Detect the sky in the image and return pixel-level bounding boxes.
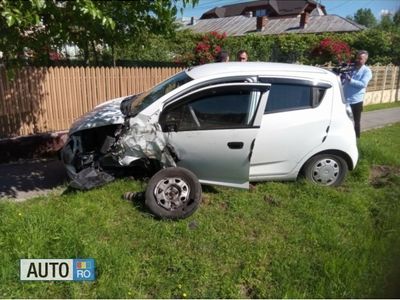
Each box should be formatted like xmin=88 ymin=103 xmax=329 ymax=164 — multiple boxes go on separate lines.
xmin=179 ymin=0 xmax=400 ymax=20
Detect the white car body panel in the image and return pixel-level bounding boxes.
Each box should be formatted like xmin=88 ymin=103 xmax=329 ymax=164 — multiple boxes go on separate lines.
xmin=162 ymin=83 xmax=269 ymax=188
xmin=61 ymin=62 xmax=359 ymax=189
xmin=169 ymin=129 xmax=258 ymax=188
xmin=250 ymin=86 xmax=333 ymax=178
xmin=69 ymin=97 xmax=125 ymax=134
xmin=140 ymin=63 xmax=328 ymax=118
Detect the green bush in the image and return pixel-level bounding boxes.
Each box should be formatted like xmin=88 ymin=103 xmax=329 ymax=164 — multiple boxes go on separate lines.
xmin=113 ymin=28 xmax=400 ymax=66
xmin=224 ymin=34 xmax=275 ymax=62
xmin=352 ymin=29 xmax=396 ymax=64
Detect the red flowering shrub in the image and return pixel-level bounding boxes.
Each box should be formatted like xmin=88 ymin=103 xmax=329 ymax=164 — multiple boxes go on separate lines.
xmin=311 ymin=38 xmax=352 ymax=65
xmin=49 ymin=51 xmax=63 ymax=61
xmin=177 ymin=31 xmax=227 ymax=66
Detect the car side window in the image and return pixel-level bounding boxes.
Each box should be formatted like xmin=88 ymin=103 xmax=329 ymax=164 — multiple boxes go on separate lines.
xmin=264 ymin=84 xmax=326 ymax=114
xmin=160 ymin=87 xmax=261 ymax=132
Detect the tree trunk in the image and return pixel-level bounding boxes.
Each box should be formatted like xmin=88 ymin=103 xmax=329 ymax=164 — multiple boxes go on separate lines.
xmin=112 ymin=43 xmax=116 ymax=67
xmin=91 ymin=41 xmax=98 ymax=65
xmin=84 ymin=40 xmax=90 ymax=66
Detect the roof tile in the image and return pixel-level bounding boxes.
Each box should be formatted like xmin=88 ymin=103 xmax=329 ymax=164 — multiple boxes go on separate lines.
xmin=183 ymin=15 xmax=365 ymax=35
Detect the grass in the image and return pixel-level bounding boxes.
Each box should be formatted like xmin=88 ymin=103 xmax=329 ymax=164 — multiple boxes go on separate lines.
xmin=1 ymin=124 xmax=400 ymax=298
xmin=364 ymin=101 xmax=400 ymax=112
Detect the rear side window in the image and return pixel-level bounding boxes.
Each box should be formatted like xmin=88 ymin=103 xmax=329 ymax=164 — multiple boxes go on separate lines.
xmin=264 ymin=84 xmax=326 ymax=114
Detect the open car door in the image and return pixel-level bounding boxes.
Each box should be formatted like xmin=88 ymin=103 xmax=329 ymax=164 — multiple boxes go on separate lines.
xmin=159 ymin=83 xmax=270 ymax=188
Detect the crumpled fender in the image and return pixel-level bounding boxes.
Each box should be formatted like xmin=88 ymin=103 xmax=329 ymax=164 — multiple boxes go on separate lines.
xmin=62 ymin=97 xmax=177 ymax=190
xmin=69 ymin=97 xmax=126 ymax=135
xmin=113 ymin=114 xmax=177 ymax=168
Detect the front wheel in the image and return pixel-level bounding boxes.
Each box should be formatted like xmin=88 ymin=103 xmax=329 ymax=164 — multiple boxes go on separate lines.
xmin=145 ymin=167 xmax=202 ymax=219
xmin=303 ymin=154 xmax=348 ymax=187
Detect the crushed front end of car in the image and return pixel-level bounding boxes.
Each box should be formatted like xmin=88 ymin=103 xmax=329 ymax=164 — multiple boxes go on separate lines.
xmin=60 ymin=98 xmax=176 ymax=190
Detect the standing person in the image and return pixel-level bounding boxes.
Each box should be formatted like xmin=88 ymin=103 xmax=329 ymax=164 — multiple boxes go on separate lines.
xmin=237 ymin=50 xmax=248 ymax=62
xmin=342 ymin=50 xmax=372 ymax=138
xmin=215 ymin=50 xmax=229 ymax=62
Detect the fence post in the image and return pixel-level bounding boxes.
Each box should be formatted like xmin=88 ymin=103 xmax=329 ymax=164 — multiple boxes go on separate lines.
xmin=372 ymin=64 xmax=380 ymax=92
xmin=388 ymin=64 xmax=394 ymax=102
xmin=380 ymin=65 xmax=389 ymax=103
xmin=394 ymin=65 xmax=400 ymax=102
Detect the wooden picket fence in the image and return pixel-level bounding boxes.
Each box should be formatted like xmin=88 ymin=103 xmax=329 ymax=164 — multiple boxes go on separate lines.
xmin=0 ymin=64 xmax=398 ymax=138
xmin=0 ymin=66 xmax=183 ymax=138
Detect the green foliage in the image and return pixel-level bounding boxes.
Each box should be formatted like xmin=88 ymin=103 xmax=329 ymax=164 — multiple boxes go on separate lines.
xmin=224 ymin=34 xmax=274 ymax=62
xmin=96 ymin=0 xmax=198 ymax=64
xmin=0 ymin=0 xmax=116 ymax=65
xmin=171 ymin=30 xmax=203 ymax=62
xmin=363 ymin=101 xmax=400 ymax=112
xmin=0 ymin=0 xmax=43 ymax=27
xmin=113 ymin=30 xmax=199 ymax=64
xmin=353 ymin=8 xmax=377 ymax=28
xmin=377 ymin=10 xmax=400 ymax=32
xmin=352 ymin=29 xmax=394 ymax=64
xmin=379 ymin=14 xmax=395 ymax=30
xmin=1 ymin=0 xmax=398 ymax=67
xmin=0 ymin=0 xmax=199 ymax=66
xmin=273 ymin=34 xmax=317 ymax=63
xmin=394 ymin=9 xmax=400 ymax=26
xmin=173 ymin=29 xmax=399 ymax=65
xmin=0 ymin=124 xmax=400 ymax=298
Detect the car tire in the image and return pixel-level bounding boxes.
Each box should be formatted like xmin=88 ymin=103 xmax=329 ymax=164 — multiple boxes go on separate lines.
xmin=303 ymin=154 xmax=348 ymax=187
xmin=145 ymin=167 xmax=202 ymax=219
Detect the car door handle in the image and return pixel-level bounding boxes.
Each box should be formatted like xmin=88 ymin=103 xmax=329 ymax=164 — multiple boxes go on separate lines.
xmin=227 ymin=142 xmax=244 ymax=149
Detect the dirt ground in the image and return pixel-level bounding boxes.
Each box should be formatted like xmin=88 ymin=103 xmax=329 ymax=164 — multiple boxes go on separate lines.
xmin=369 ymin=165 xmax=400 ymax=188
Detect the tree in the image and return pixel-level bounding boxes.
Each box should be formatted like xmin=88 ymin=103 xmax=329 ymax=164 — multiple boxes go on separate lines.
xmin=93 ymin=1 xmax=199 ymax=66
xmin=353 ymin=8 xmax=377 ymax=28
xmin=379 ymin=14 xmax=394 ymax=30
xmin=377 ymin=10 xmax=400 ymax=32
xmin=0 ymin=0 xmax=115 ymax=65
xmin=0 ymin=0 xmax=199 ymax=66
xmin=394 ymin=9 xmax=400 ymax=26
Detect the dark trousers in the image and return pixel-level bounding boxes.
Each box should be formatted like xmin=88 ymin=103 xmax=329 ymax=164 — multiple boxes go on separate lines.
xmin=350 ymin=102 xmax=363 ymax=138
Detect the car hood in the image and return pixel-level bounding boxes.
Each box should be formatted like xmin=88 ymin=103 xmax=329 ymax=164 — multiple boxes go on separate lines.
xmin=69 ymin=97 xmax=126 ymax=134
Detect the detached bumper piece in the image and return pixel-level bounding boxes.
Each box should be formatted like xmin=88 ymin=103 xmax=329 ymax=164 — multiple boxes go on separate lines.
xmin=69 ymin=166 xmax=115 ymax=190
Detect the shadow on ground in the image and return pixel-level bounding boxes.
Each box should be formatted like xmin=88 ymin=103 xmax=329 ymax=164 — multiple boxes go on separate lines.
xmin=0 ymin=159 xmax=68 ymax=200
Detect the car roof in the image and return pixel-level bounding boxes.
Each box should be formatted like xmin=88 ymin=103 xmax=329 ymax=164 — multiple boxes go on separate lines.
xmin=186 ymin=62 xmax=330 ymax=79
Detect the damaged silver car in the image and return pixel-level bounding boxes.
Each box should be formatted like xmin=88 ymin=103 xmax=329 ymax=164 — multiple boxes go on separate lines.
xmin=61 ymin=62 xmax=359 ymax=219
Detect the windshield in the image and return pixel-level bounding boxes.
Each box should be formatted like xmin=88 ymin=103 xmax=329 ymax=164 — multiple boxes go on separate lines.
xmin=129 ymin=71 xmax=193 ymax=116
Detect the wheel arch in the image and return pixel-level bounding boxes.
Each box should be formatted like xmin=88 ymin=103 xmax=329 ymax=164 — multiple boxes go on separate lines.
xmin=300 ymin=149 xmax=355 ymax=177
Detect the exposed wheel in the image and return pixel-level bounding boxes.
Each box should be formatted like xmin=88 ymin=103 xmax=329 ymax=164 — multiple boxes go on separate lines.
xmin=145 ymin=167 xmax=202 ymax=219
xmin=303 ymin=154 xmax=348 ymax=187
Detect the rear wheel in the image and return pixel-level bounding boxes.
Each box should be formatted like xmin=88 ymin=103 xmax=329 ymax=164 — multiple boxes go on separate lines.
xmin=145 ymin=167 xmax=202 ymax=219
xmin=303 ymin=154 xmax=348 ymax=186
